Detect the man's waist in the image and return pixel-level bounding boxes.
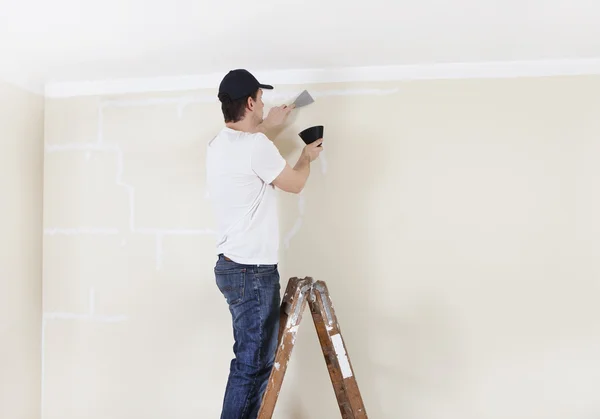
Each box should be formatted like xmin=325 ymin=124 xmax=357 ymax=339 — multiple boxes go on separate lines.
xmin=218 ymin=253 xmax=278 ymax=267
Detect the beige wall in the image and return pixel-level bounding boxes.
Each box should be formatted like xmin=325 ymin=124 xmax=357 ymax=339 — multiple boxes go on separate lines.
xmin=42 ymin=76 xmax=600 ymax=419
xmin=0 ymin=80 xmax=44 ymax=418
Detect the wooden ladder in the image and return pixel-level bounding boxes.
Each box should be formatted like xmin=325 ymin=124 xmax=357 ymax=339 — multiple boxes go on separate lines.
xmin=257 ymin=277 xmax=368 ymax=419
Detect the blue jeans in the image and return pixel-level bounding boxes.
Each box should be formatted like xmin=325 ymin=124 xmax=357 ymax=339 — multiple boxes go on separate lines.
xmin=215 ymin=254 xmax=281 ymax=419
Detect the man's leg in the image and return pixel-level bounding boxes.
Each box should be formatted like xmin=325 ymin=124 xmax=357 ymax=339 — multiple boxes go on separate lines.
xmin=244 ymin=266 xmax=280 ymax=418
xmin=216 ymin=259 xmax=280 ymax=419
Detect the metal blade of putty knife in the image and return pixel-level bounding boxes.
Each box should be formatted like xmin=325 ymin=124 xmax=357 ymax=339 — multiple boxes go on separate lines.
xmin=292 ymin=90 xmax=315 ymax=108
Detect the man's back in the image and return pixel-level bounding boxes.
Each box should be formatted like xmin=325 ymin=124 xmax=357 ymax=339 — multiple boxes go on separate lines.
xmin=206 ymin=127 xmax=286 ymax=265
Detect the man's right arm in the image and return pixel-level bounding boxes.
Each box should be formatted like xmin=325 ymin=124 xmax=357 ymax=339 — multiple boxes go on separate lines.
xmin=272 ymin=138 xmax=323 ymax=194
xmin=272 ymin=156 xmax=311 ymax=194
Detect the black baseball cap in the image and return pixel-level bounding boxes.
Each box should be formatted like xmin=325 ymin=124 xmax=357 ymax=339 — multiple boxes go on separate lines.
xmin=218 ymin=69 xmax=273 ymax=101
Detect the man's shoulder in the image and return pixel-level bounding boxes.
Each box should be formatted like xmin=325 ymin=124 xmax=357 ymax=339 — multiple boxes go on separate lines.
xmin=209 ymin=127 xmax=269 ymax=147
xmin=239 ymin=130 xmax=270 ymax=144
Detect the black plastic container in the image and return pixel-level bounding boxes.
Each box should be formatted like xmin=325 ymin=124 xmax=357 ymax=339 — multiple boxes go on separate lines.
xmin=298 ymin=125 xmax=324 ymax=146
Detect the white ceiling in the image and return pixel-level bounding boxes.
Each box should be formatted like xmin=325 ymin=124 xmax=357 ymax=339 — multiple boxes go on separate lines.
xmin=2 ymin=0 xmax=600 ymax=93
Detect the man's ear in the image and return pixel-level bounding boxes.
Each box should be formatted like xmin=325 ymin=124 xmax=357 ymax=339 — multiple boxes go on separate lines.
xmin=247 ymin=96 xmax=255 ymax=111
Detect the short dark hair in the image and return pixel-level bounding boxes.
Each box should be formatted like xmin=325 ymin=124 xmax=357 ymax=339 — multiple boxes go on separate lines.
xmin=218 ymin=90 xmax=258 ymax=123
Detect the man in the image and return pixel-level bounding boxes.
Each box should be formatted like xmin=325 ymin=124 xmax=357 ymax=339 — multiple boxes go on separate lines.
xmin=206 ymin=69 xmax=323 ymax=418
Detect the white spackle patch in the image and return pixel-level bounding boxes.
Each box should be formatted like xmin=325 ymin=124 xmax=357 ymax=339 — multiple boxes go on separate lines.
xmin=319 ymin=150 xmax=328 ymax=175
xmin=274 ymin=362 xmax=280 ymax=371
xmin=284 ymin=219 xmax=302 ymax=250
xmin=312 ymin=88 xmax=400 ymax=98
xmin=326 ymin=325 xmax=334 ymax=332
xmin=331 ymin=334 xmax=353 ymax=379
xmin=298 ymin=194 xmax=306 ymax=215
xmin=44 ymin=227 xmax=120 ymax=235
xmin=283 ymin=193 xmax=306 ymax=249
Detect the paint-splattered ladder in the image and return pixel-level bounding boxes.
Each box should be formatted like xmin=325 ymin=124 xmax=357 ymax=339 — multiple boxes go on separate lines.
xmin=258 ymin=277 xmax=368 ymax=419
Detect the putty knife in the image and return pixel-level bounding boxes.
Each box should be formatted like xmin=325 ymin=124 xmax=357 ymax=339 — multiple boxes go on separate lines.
xmin=292 ymin=90 xmax=315 ymax=108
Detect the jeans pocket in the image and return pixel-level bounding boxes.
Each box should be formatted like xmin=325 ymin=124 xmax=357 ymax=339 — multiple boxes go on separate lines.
xmin=215 ymin=270 xmax=246 ymax=305
xmin=257 ymin=266 xmax=280 ymax=291
xmin=257 ymin=265 xmax=278 ymax=276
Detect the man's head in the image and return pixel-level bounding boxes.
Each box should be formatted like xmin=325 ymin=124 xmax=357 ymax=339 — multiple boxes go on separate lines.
xmin=218 ymin=69 xmax=273 ymax=124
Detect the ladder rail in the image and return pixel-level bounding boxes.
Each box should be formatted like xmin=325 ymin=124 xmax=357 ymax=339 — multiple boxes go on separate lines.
xmin=257 ymin=277 xmax=368 ymax=419
xmin=309 ymin=281 xmax=367 ymax=418
xmin=257 ymin=277 xmax=312 ymax=418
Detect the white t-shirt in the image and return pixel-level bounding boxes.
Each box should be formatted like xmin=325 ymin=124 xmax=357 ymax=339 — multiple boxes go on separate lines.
xmin=206 ymin=127 xmax=287 ymax=265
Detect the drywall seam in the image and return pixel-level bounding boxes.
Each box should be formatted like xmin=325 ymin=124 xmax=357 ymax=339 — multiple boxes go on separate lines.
xmin=44 ymin=227 xmax=120 ymax=235
xmin=319 ymin=150 xmax=328 ymax=175
xmin=44 ymin=138 xmax=216 ymax=269
xmin=41 ymin=72 xmax=398 ymax=419
xmin=41 ymin=87 xmax=392 ymax=411
xmin=44 ymin=58 xmax=600 ymax=98
xmin=284 ymin=193 xmax=306 ymax=250
xmin=97 ymin=89 xmax=400 ymax=250
xmin=44 ymin=87 xmax=398 ymax=260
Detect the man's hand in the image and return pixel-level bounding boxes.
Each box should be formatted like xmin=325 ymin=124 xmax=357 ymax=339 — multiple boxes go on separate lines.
xmin=301 ymin=138 xmax=323 ymax=162
xmin=261 ymin=104 xmax=294 ymax=131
